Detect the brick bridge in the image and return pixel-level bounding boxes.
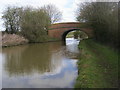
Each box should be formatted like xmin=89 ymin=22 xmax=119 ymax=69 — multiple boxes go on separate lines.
xmin=48 ymin=22 xmax=93 ymax=41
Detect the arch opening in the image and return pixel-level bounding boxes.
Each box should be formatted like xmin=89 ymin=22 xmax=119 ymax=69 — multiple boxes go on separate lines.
xmin=62 ymin=29 xmax=88 ymax=43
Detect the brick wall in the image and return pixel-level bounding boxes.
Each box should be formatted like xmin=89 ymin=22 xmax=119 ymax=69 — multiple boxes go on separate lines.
xmin=48 ymin=22 xmax=94 ymax=40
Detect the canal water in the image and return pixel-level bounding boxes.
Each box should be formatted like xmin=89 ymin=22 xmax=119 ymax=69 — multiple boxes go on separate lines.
xmin=2 ymin=38 xmax=80 ymax=88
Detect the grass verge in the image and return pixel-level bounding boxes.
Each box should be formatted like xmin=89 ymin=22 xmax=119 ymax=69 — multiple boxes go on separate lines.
xmin=75 ymin=39 xmax=118 ymax=88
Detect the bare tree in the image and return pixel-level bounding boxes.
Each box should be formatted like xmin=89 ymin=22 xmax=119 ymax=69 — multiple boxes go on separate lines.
xmin=41 ymin=4 xmax=62 ymax=23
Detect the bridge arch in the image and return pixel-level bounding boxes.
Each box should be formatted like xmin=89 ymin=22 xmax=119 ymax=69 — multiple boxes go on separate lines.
xmin=48 ymin=22 xmax=94 ymax=41
xmin=62 ymin=29 xmax=81 ymax=42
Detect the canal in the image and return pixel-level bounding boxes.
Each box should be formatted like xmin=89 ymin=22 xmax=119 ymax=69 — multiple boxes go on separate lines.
xmin=2 ymin=38 xmax=80 ymax=88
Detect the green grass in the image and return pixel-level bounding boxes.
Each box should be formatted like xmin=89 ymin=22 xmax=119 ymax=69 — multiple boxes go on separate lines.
xmin=75 ymin=39 xmax=118 ymax=88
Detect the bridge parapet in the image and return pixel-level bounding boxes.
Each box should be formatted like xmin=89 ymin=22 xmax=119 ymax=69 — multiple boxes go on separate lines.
xmin=49 ymin=22 xmax=81 ymax=30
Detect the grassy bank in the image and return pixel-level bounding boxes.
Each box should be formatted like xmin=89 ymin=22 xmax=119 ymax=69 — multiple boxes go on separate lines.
xmin=75 ymin=39 xmax=118 ymax=88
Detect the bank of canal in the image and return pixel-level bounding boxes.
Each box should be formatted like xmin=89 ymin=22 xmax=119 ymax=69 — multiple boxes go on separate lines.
xmin=75 ymin=39 xmax=118 ymax=88
xmin=2 ymin=38 xmax=79 ymax=88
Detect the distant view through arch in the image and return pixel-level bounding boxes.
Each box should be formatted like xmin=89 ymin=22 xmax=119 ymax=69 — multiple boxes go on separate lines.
xmin=63 ymin=29 xmax=89 ymax=45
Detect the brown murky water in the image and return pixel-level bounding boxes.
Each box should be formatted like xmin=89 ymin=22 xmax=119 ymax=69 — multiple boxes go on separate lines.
xmin=1 ymin=38 xmax=79 ymax=88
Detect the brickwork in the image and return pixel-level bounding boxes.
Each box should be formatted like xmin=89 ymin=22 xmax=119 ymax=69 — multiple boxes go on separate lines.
xmin=48 ymin=22 xmax=94 ymax=40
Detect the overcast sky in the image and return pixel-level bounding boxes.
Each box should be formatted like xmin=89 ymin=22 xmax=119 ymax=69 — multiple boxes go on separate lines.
xmin=0 ymin=0 xmax=119 ymax=31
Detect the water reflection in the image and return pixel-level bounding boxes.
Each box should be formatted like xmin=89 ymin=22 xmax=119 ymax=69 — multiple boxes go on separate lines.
xmin=2 ymin=38 xmax=79 ymax=88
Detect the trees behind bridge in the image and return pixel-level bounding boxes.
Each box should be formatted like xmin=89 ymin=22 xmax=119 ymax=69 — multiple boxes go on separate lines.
xmin=2 ymin=4 xmax=62 ymax=42
xmin=41 ymin=4 xmax=62 ymax=24
xmin=76 ymin=2 xmax=119 ymax=49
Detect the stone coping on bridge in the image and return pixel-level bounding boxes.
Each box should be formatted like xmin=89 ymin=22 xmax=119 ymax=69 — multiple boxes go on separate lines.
xmin=49 ymin=27 xmax=81 ymax=30
xmin=49 ymin=22 xmax=84 ymax=30
xmin=52 ymin=22 xmax=82 ymax=25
